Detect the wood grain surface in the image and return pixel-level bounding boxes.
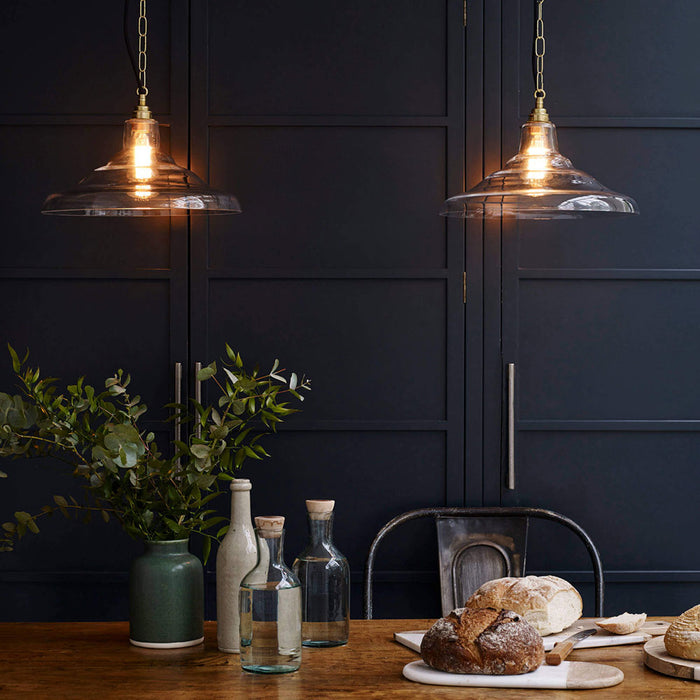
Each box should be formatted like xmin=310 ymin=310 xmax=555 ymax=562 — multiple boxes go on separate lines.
xmin=0 ymin=618 xmax=692 ymax=699
xmin=644 ymin=636 xmax=700 ymax=682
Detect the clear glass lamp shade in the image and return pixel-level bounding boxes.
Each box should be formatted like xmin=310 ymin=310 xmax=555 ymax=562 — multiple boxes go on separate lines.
xmin=42 ymin=118 xmax=241 ymax=216
xmin=441 ymin=121 xmax=639 ymax=219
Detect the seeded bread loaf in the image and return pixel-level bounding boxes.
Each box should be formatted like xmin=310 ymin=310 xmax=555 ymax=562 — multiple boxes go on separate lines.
xmin=464 ymin=575 xmax=582 ymax=636
xmin=420 ymin=607 xmax=545 ymax=675
xmin=665 ymin=605 xmax=700 ymax=660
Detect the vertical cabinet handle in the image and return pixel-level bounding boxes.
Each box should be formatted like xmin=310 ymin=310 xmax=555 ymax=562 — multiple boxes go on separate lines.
xmin=507 ymin=363 xmax=516 ymax=490
xmin=194 ymin=362 xmax=202 ymax=439
xmin=174 ymin=362 xmax=183 ymax=445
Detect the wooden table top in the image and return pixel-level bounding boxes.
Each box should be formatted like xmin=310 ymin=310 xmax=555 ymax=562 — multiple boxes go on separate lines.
xmin=1 ymin=617 xmax=698 ymax=698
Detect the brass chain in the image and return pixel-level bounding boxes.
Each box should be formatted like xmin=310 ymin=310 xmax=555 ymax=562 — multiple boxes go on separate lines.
xmin=534 ymin=0 xmax=545 ymax=99
xmin=137 ymin=0 xmax=148 ymax=96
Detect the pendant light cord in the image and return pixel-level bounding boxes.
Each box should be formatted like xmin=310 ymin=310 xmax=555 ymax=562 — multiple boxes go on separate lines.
xmin=123 ymin=0 xmax=141 ymax=92
xmin=532 ymin=0 xmax=545 ymax=100
xmin=123 ymin=0 xmax=148 ymax=97
xmin=531 ymin=0 xmax=537 ymax=88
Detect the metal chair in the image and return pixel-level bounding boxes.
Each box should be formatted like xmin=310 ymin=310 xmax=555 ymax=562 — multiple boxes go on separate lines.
xmin=363 ymin=507 xmax=604 ymax=619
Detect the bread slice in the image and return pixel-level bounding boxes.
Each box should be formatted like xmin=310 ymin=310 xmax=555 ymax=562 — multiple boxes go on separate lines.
xmin=596 ymin=612 xmax=646 ymax=635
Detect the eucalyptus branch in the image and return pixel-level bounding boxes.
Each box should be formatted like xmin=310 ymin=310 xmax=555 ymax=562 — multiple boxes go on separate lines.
xmin=0 ymin=344 xmax=310 ymax=558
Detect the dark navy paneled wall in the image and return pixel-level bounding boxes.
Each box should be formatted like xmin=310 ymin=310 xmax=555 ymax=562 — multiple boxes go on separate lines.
xmin=497 ymin=0 xmax=700 ymax=615
xmin=0 ymin=0 xmax=464 ymax=622
xmin=1 ymin=0 xmax=697 ymax=622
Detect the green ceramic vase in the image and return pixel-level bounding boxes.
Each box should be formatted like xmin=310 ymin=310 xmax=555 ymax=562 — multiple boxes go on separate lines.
xmin=129 ymin=539 xmax=204 ymax=648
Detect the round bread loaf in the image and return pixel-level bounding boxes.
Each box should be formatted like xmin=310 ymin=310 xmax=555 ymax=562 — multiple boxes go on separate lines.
xmin=464 ymin=575 xmax=582 ymax=636
xmin=665 ymin=604 xmax=700 ymax=660
xmin=420 ymin=607 xmax=544 ymax=675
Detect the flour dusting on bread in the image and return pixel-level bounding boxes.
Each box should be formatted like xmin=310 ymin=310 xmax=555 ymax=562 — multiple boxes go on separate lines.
xmin=420 ymin=607 xmax=544 ymax=675
xmin=464 ymin=575 xmax=582 ymax=636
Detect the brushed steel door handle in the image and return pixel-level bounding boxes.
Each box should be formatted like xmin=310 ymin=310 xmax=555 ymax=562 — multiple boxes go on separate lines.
xmin=194 ymin=361 xmax=202 ymax=439
xmin=507 ymin=363 xmax=516 ymax=490
xmin=174 ymin=361 xmax=183 ymax=445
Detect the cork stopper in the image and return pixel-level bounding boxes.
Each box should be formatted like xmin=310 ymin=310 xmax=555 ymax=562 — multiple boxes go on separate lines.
xmin=255 ymin=515 xmax=285 ymax=536
xmin=230 ymin=478 xmax=252 ymax=492
xmin=306 ymin=499 xmax=335 ymax=520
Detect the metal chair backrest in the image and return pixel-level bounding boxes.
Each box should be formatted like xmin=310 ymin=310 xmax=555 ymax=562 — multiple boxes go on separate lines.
xmin=363 ymin=506 xmax=603 ymax=619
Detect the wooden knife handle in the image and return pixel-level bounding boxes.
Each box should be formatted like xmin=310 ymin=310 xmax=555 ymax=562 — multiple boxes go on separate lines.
xmin=545 ymin=639 xmax=576 ymax=666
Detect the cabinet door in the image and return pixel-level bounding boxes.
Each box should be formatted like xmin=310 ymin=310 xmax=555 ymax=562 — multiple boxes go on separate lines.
xmin=189 ymin=0 xmax=467 ymax=618
xmin=0 ymin=0 xmax=189 ymax=621
xmin=494 ymin=0 xmax=700 ymax=614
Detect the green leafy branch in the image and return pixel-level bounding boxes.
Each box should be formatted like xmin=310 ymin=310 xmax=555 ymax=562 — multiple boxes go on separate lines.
xmin=0 ymin=344 xmax=310 ymax=559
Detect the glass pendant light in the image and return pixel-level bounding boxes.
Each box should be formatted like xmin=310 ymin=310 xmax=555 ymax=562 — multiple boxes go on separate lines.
xmin=42 ymin=1 xmax=240 ymax=216
xmin=441 ymin=0 xmax=638 ymax=220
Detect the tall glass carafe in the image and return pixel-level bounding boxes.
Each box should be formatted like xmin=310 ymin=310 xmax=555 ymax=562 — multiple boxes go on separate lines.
xmin=239 ymin=516 xmax=301 ymax=673
xmin=293 ymin=500 xmax=350 ymax=647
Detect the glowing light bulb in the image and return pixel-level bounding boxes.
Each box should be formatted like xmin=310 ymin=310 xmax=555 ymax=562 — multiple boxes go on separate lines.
xmin=128 ymin=124 xmax=155 ymax=200
xmin=522 ymin=156 xmax=549 ymax=184
xmin=521 ymin=125 xmax=551 ymax=185
xmin=133 ymin=132 xmax=154 ymax=181
xmin=523 ymin=126 xmax=549 ymax=156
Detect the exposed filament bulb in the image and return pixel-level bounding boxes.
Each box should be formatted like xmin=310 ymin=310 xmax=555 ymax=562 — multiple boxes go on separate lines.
xmin=133 ymin=137 xmax=154 ymax=181
xmin=520 ymin=123 xmax=554 ymax=184
xmin=124 ymin=117 xmax=159 ymax=200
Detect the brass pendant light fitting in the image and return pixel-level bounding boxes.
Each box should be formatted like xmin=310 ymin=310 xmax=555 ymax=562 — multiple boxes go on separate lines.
xmin=441 ymin=0 xmax=638 ymax=219
xmin=42 ymin=0 xmax=241 ymax=217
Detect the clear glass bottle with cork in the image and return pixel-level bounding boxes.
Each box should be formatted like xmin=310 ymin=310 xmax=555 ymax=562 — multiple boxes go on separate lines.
xmin=293 ymin=499 xmax=350 ymax=647
xmin=239 ymin=516 xmax=302 ymax=673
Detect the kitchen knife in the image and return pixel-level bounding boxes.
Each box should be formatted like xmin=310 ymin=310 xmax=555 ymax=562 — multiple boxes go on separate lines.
xmin=545 ymin=628 xmax=597 ymax=665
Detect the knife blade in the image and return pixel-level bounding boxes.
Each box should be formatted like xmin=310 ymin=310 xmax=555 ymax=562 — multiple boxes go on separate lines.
xmin=545 ymin=628 xmax=597 ymax=665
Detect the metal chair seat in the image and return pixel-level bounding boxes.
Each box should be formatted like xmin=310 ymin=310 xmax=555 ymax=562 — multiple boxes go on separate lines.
xmin=363 ymin=506 xmax=604 ymax=619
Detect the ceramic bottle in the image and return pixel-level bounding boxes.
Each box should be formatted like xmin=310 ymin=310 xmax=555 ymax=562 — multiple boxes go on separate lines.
xmin=216 ymin=478 xmax=258 ymax=653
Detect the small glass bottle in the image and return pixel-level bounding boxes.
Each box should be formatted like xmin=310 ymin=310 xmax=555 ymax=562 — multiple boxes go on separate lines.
xmin=293 ymin=499 xmax=350 ymax=647
xmin=239 ymin=516 xmax=302 ymax=673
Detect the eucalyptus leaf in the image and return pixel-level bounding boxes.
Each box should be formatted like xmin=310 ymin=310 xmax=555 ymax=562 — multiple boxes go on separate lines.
xmin=7 ymin=344 xmax=20 ymax=373
xmin=104 ymin=424 xmax=145 ymax=468
xmin=210 ymin=425 xmax=229 ymax=440
xmin=202 ymin=536 xmax=212 ymax=564
xmin=223 ymin=368 xmax=239 ymax=385
xmin=190 ymin=444 xmax=211 ymax=459
xmin=196 ymin=362 xmax=217 ymax=381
